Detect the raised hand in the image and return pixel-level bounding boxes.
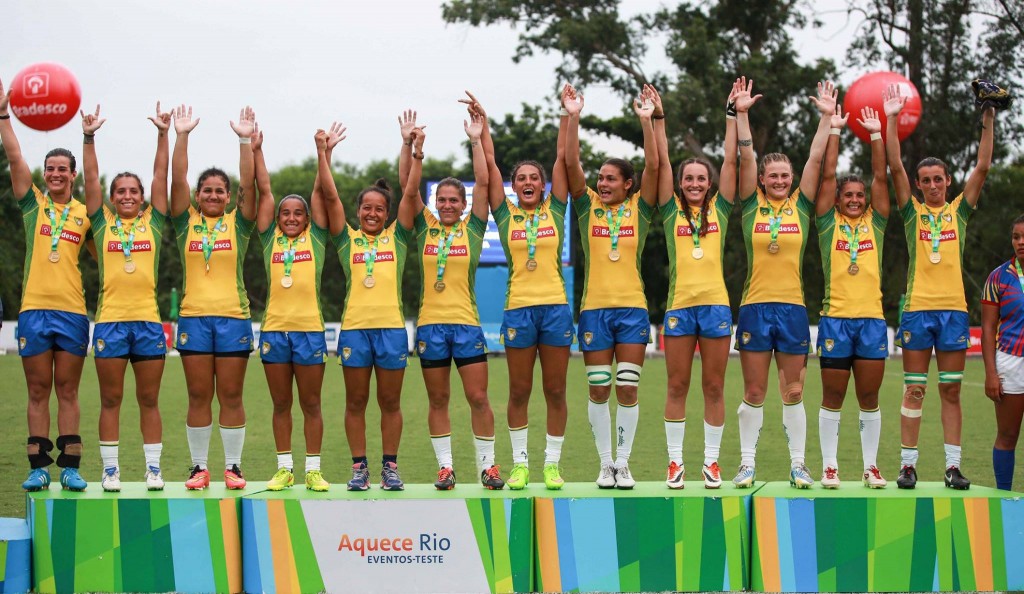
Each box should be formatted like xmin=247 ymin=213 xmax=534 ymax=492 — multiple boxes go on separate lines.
xmin=882 ymin=83 xmax=906 ymax=117
xmin=229 ymin=105 xmax=256 ymax=138
xmin=857 ymin=106 xmax=882 ymax=134
xmin=733 ymin=76 xmax=762 ymax=113
xmin=633 ymin=88 xmax=654 ymax=119
xmin=399 ymin=110 xmax=418 ymax=142
xmin=646 ymin=84 xmax=664 ymax=117
xmin=458 ymin=90 xmax=487 ymax=120
xmin=173 ymin=104 xmax=200 ymax=134
xmin=411 ymin=126 xmax=426 ymax=151
xmin=250 ymin=123 xmax=263 ymax=151
xmin=0 ymin=77 xmax=10 ymax=114
xmin=314 ymin=129 xmax=328 ymax=152
xmin=80 ymin=104 xmax=106 ymax=135
xmin=147 ymin=101 xmax=171 ymax=131
xmin=464 ymin=112 xmax=484 ymax=140
xmin=830 ymin=104 xmax=850 ymax=129
xmin=564 ymin=85 xmax=584 ymax=116
xmin=809 ymin=81 xmax=838 ymax=116
xmin=326 ymin=121 xmax=347 ymax=150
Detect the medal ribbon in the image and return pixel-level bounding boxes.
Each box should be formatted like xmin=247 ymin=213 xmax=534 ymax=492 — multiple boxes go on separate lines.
xmin=840 ymin=218 xmax=860 ymax=266
xmin=282 ymin=235 xmax=298 ymax=278
xmin=114 ymin=216 xmax=139 ymax=263
xmin=363 ymin=234 xmax=379 ymax=280
xmin=435 ymin=225 xmax=457 ymax=284
xmin=607 ymin=204 xmax=625 ymax=253
xmin=1015 ymin=259 xmax=1024 ymax=295
xmin=201 ymin=215 xmax=225 ymax=270
xmin=46 ymin=197 xmax=71 ymax=254
xmin=687 ymin=207 xmax=702 ymax=249
xmin=766 ymin=197 xmax=790 ymax=244
xmin=524 ymin=212 xmax=538 ymax=262
xmin=927 ymin=205 xmax=948 ymax=255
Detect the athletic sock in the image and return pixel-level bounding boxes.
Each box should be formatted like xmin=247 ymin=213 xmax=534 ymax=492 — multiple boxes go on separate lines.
xmin=382 ymin=454 xmax=398 ymax=466
xmin=143 ymin=443 xmax=162 ymax=469
xmin=276 ymin=452 xmax=293 ymax=471
xmin=220 ymin=425 xmax=245 ymax=468
xmin=431 ymin=434 xmax=453 ymax=469
xmin=305 ymin=454 xmax=321 ymax=472
xmin=186 ymin=424 xmax=213 ymax=470
xmin=737 ymin=401 xmax=764 ymax=467
xmin=993 ymin=447 xmax=1015 ymax=490
xmin=615 ymin=403 xmax=639 ymax=467
xmin=474 ymin=435 xmax=495 ymax=473
xmin=588 ymin=399 xmax=613 ymax=465
xmin=901 ymin=447 xmax=919 ymax=467
xmin=704 ymin=421 xmax=724 ymax=466
xmin=509 ymin=426 xmax=528 ymax=464
xmin=859 ymin=409 xmax=881 ymax=469
xmin=544 ymin=434 xmax=564 ymax=465
xmin=665 ymin=419 xmax=685 ymax=465
xmin=99 ymin=441 xmax=119 ymax=469
xmin=818 ymin=408 xmax=841 ymax=469
xmin=944 ymin=443 xmax=962 ymax=468
xmin=782 ymin=400 xmax=807 ymax=466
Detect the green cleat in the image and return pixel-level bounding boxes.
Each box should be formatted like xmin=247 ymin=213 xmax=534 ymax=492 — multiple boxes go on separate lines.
xmin=506 ymin=463 xmax=529 ymax=490
xmin=543 ymin=463 xmax=564 ymax=490
xmin=267 ymin=467 xmax=294 ymax=491
xmin=305 ymin=469 xmax=330 ymax=492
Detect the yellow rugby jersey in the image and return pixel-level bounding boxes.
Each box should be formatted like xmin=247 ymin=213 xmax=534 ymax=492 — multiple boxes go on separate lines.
xmin=740 ymin=188 xmax=813 ymax=306
xmin=334 ymin=222 xmax=409 ymax=330
xmin=173 ymin=207 xmax=254 ymax=319
xmin=18 ymin=186 xmax=91 ymax=315
xmin=493 ymin=196 xmax=568 ymax=310
xmin=817 ymin=207 xmax=886 ymax=319
xmin=415 ymin=210 xmax=484 ymax=326
xmin=574 ymin=188 xmax=653 ymax=311
xmin=91 ymin=206 xmax=165 ymax=323
xmin=664 ymin=193 xmax=732 ymax=310
xmin=902 ymin=193 xmax=974 ymax=312
xmin=260 ymin=223 xmax=327 ymax=332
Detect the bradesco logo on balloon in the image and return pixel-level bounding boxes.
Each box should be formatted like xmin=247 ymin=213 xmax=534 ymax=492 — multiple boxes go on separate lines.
xmin=9 ymin=63 xmax=82 ymax=131
xmin=13 ymin=73 xmax=69 ymax=116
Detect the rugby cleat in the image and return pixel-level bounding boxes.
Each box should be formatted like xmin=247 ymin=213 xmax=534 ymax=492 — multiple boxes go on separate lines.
xmin=145 ymin=466 xmax=165 ymax=491
xmin=185 ymin=465 xmax=210 ymax=490
xmin=481 ymin=465 xmax=505 ymax=490
xmin=267 ymin=467 xmax=294 ymax=491
xmin=380 ymin=462 xmax=405 ymax=491
xmin=543 ymin=463 xmax=564 ymax=490
xmin=22 ymin=468 xmax=51 ymax=492
xmin=101 ymin=466 xmax=121 ymax=492
xmin=821 ymin=466 xmax=840 ymax=489
xmin=896 ymin=465 xmax=917 ymax=489
xmin=305 ymin=469 xmax=330 ymax=492
xmin=506 ymin=463 xmax=529 ymax=490
xmin=224 ymin=465 xmax=247 ymax=490
xmin=60 ymin=467 xmax=87 ymax=492
xmin=790 ymin=464 xmax=814 ymax=489
xmin=596 ymin=463 xmax=617 ymax=488
xmin=434 ymin=467 xmax=456 ymax=490
xmin=863 ymin=465 xmax=886 ymax=489
xmin=347 ymin=462 xmax=370 ymax=491
xmin=702 ymin=461 xmax=723 ymax=489
xmin=732 ymin=465 xmax=755 ymax=488
xmin=666 ymin=461 xmax=685 ymax=489
xmin=944 ymin=466 xmax=971 ymax=490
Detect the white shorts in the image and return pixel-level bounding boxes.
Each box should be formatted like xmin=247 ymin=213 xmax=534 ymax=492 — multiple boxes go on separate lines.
xmin=996 ymin=350 xmax=1024 ymax=394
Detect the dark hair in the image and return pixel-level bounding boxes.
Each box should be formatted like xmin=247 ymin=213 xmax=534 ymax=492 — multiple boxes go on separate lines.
xmin=196 ymin=167 xmax=231 ymax=193
xmin=836 ymin=174 xmax=865 ymax=197
xmin=357 ymin=178 xmax=392 ymax=210
xmin=602 ymin=158 xmax=636 ymax=194
xmin=277 ymin=194 xmax=311 ymax=230
xmin=1011 ymin=213 xmax=1024 ymax=234
xmin=435 ymin=177 xmax=467 ymax=201
xmin=44 ymin=148 xmax=76 ymax=172
xmin=915 ymin=157 xmax=949 ymax=179
xmin=509 ymin=160 xmax=548 ymax=187
xmin=676 ymin=158 xmax=715 ymax=237
xmin=110 ymin=172 xmax=145 ymax=198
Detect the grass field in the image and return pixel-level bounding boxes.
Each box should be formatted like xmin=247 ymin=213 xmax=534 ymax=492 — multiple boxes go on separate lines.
xmin=0 ymin=354 xmax=1017 ymax=517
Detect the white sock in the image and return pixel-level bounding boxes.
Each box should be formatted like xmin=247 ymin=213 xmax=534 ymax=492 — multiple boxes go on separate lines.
xmin=665 ymin=419 xmax=685 ymax=465
xmin=277 ymin=452 xmax=294 ymax=470
xmin=859 ymin=409 xmax=881 ymax=469
xmin=782 ymin=400 xmax=807 ymax=466
xmin=220 ymin=425 xmax=245 ymax=468
xmin=588 ymin=400 xmax=613 ymax=465
xmin=819 ymin=408 xmax=841 ymax=469
xmin=901 ymin=447 xmax=919 ymax=467
xmin=704 ymin=422 xmax=724 ymax=466
xmin=737 ymin=401 xmax=763 ymax=467
xmin=544 ymin=434 xmax=564 ymax=465
xmin=143 ymin=443 xmax=162 ymax=469
xmin=305 ymin=454 xmax=320 ymax=472
xmin=615 ymin=403 xmax=639 ymax=467
xmin=944 ymin=443 xmax=962 ymax=468
xmin=99 ymin=441 xmax=119 ymax=469
xmin=186 ymin=424 xmax=213 ymax=470
xmin=474 ymin=436 xmax=495 ymax=473
xmin=431 ymin=434 xmax=453 ymax=469
xmin=509 ymin=426 xmax=528 ymax=464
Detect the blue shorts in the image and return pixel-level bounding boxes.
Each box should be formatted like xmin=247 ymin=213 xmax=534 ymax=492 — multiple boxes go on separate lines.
xmin=416 ymin=324 xmax=487 ymax=361
xmin=338 ymin=328 xmax=408 ymax=369
xmin=93 ymin=321 xmax=167 ymax=359
xmin=898 ymin=310 xmax=970 ymax=351
xmin=176 ymin=316 xmax=253 ymax=354
xmin=501 ymin=304 xmax=574 ymax=348
xmin=817 ymin=317 xmax=888 ymax=359
xmin=735 ymin=303 xmax=810 ymax=354
xmin=259 ymin=331 xmax=328 ymax=366
xmin=663 ymin=305 xmax=733 ymax=338
xmin=577 ymin=307 xmax=651 ymax=352
xmin=17 ymin=310 xmax=89 ymax=358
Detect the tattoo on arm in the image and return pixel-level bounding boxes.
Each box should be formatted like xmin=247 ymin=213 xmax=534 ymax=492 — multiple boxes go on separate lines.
xmin=739 ymin=139 xmax=753 ymax=147
xmin=237 ymin=187 xmax=245 ymax=206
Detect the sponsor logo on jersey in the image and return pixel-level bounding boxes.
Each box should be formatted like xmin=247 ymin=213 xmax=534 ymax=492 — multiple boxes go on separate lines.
xmin=352 ymin=251 xmax=395 ymax=264
xmin=510 ymin=227 xmax=556 ymax=240
xmin=591 ymin=226 xmax=636 ymax=238
xmin=272 ymin=250 xmax=313 ymax=263
xmin=835 ymin=239 xmax=875 ymax=253
xmin=918 ymin=229 xmax=957 ymax=242
xmin=429 ymin=228 xmax=440 ymax=238
xmin=74 ymin=217 xmax=84 ymax=226
xmin=39 ymin=225 xmax=83 ymax=244
xmin=188 ymin=239 xmax=233 ymax=252
xmin=753 ymin=223 xmax=799 ymax=234
xmin=106 ymin=240 xmax=154 ymax=252
xmin=676 ymin=222 xmax=720 ymax=236
xmin=423 ymin=245 xmax=469 ymax=256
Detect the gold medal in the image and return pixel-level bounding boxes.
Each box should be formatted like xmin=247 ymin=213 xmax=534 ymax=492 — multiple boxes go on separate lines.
xmin=848 ymin=263 xmax=859 ymax=275
xmin=124 ymin=260 xmax=136 ymax=274
xmin=929 ymin=252 xmax=942 ymax=264
xmin=281 ymin=276 xmax=293 ymax=288
xmin=692 ymin=247 xmax=704 ymax=260
xmin=784 ymin=207 xmax=794 ymax=216
xmin=48 ymin=251 xmax=60 ymax=263
xmin=434 ymin=280 xmax=446 ymax=292
xmin=609 ymin=249 xmax=621 ymax=262
xmin=363 ymin=276 xmax=376 ymax=288
xmin=526 ymin=258 xmax=538 ymax=271
xmin=767 ymin=241 xmax=780 ymax=254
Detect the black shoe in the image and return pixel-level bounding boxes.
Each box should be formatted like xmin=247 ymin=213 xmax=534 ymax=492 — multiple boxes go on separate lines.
xmin=434 ymin=467 xmax=456 ymax=490
xmin=897 ymin=465 xmax=917 ymax=489
xmin=944 ymin=466 xmax=971 ymax=490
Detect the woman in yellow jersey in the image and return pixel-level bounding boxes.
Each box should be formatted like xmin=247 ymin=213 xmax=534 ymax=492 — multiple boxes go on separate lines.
xmin=566 ymin=84 xmax=659 ymax=489
xmin=814 ymin=105 xmax=890 ymax=489
xmin=732 ymin=78 xmax=835 ymax=489
xmin=397 ymin=111 xmax=505 ymax=490
xmin=318 ymin=134 xmax=411 ymax=492
xmin=81 ymin=103 xmax=172 ymax=493
xmin=1 ymin=77 xmax=92 ymax=492
xmin=170 ymin=104 xmax=258 ymax=491
xmin=883 ymin=85 xmax=996 ymax=490
xmin=656 ymin=81 xmax=741 ymax=490
xmin=252 ymin=124 xmax=344 ymax=493
xmin=463 ymin=91 xmax=574 ymax=491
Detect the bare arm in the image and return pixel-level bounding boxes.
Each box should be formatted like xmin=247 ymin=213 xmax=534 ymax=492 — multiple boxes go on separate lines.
xmin=564 ymin=87 xmax=587 ymax=198
xmin=170 ymin=105 xmax=200 ymax=217
xmin=550 ymin=84 xmax=571 ymax=204
xmin=815 ymin=103 xmax=847 ymax=217
xmin=634 ymin=86 xmax=659 ymax=207
xmin=651 ymin=85 xmax=674 ymax=206
xmin=719 ymin=79 xmax=742 ymax=204
xmin=231 ymin=106 xmax=257 ymax=221
xmin=148 ymin=102 xmax=171 ymax=215
xmin=982 ymin=301 xmax=1003 ymax=402
xmin=466 ymin=113 xmax=490 ymax=221
xmin=734 ymin=77 xmax=762 ymax=199
xmin=798 ymin=81 xmax=838 ymax=200
xmin=253 ymin=128 xmax=275 ymax=233
xmin=963 ymin=107 xmax=995 ymax=207
xmin=397 ymin=128 xmax=425 ymax=231
xmin=0 ymin=78 xmax=33 ymax=198
xmin=317 ymin=131 xmax=346 ymax=235
xmin=882 ymin=84 xmax=912 ymax=208
xmin=80 ymin=105 xmax=106 ymax=216
xmin=461 ymin=92 xmax=507 ymax=211
xmin=310 ymin=122 xmax=346 ymax=230
xmin=856 ymin=106 xmax=890 ymax=218
xmin=397 ymin=110 xmax=419 ymax=190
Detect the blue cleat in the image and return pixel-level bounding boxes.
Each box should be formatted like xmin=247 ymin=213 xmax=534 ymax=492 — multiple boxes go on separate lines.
xmin=22 ymin=468 xmax=51 ymax=491
xmin=60 ymin=467 xmax=88 ymax=491
xmin=732 ymin=464 xmax=756 ymax=488
xmin=790 ymin=464 xmax=814 ymax=489
xmin=380 ymin=462 xmax=405 ymax=491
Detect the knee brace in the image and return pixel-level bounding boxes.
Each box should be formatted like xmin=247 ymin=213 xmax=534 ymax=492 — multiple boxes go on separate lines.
xmin=938 ymin=371 xmax=964 ymax=385
xmin=27 ymin=436 xmax=54 ymax=469
xmin=901 ymin=373 xmax=926 ymax=418
xmin=781 ymin=381 xmax=804 ymax=404
xmin=586 ymin=365 xmax=613 ymax=387
xmin=615 ymin=362 xmax=643 ymax=387
xmin=56 ymin=434 xmax=83 ymax=468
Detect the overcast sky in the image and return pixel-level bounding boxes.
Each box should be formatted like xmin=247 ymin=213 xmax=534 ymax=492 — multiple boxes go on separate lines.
xmin=3 ymin=1 xmax=856 ymax=189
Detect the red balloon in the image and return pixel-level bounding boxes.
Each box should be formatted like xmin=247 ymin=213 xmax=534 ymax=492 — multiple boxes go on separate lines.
xmin=8 ymin=63 xmax=81 ymax=132
xmin=843 ymin=71 xmax=922 ymax=143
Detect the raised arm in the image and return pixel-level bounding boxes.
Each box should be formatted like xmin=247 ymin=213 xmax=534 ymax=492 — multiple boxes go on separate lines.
xmin=398 ymin=127 xmax=425 ymax=231
xmin=857 ymin=106 xmax=890 ymax=218
xmin=635 ymin=86 xmax=659 ymax=207
xmin=310 ymin=121 xmax=346 ymax=231
xmin=549 ymin=84 xmax=571 ymax=203
xmin=815 ymin=103 xmax=847 ymax=217
xmin=962 ymin=106 xmax=995 ymax=207
xmin=80 ymin=105 xmax=106 ymax=216
xmin=466 ymin=112 xmax=490 ymax=221
xmin=230 ymin=106 xmax=257 ymax=221
xmin=0 ymin=78 xmax=34 ymax=198
xmin=460 ymin=91 xmax=506 ymax=211
xmin=882 ymin=84 xmax=912 ymax=208
xmin=799 ymin=81 xmax=837 ymax=200
xmin=982 ymin=299 xmax=1003 ymax=402
xmin=253 ymin=126 xmax=276 ymax=233
xmin=317 ymin=130 xmax=346 ymax=235
xmin=170 ymin=105 xmax=200 ymax=217
xmin=719 ymin=80 xmax=741 ymax=203
xmin=147 ymin=102 xmax=171 ymax=215
xmin=735 ymin=77 xmax=762 ymax=199
xmin=397 ymin=110 xmax=419 ymax=191
xmin=564 ymin=87 xmax=587 ymax=198
xmin=652 ymin=85 xmax=674 ymax=206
